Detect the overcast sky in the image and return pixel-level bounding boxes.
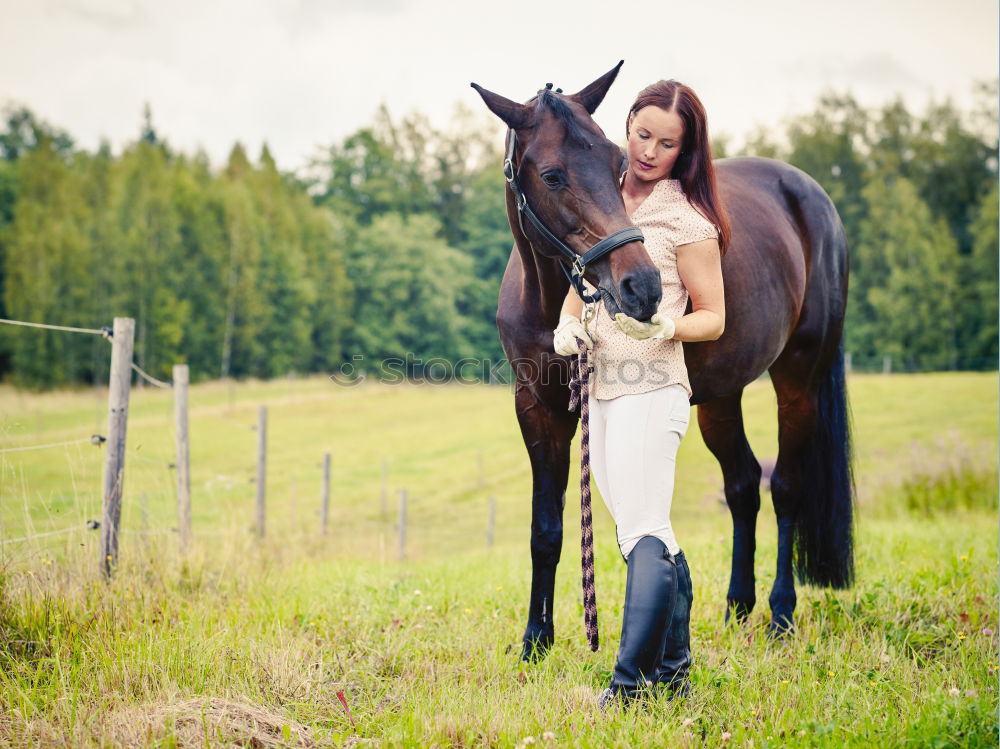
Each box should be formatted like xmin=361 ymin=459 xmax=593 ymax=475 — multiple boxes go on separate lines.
xmin=1 ymin=0 xmax=996 ymax=171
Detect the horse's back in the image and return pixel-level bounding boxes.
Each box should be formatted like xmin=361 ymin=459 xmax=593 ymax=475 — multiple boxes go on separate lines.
xmin=722 ymin=158 xmax=849 ymax=360
xmin=685 ymin=158 xmax=848 ymax=404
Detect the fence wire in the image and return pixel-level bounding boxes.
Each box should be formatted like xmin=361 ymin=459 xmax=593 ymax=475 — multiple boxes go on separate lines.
xmin=0 ymin=318 xmax=107 ymax=336
xmin=0 ymin=437 xmax=102 ymax=455
xmin=0 ymin=524 xmax=92 ymax=545
xmin=131 ymin=362 xmax=172 ymax=389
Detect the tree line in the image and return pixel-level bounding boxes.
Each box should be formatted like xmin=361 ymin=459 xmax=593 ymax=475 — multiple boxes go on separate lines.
xmin=0 ymin=86 xmax=995 ymax=389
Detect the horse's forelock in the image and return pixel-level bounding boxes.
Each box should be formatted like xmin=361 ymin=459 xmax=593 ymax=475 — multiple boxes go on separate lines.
xmin=534 ymin=90 xmax=594 ymax=150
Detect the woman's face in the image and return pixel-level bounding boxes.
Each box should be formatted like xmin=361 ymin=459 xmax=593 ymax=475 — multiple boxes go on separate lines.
xmin=626 ymin=105 xmax=685 ymax=184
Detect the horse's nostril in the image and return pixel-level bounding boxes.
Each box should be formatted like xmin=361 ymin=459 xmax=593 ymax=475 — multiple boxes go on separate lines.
xmin=620 ymin=270 xmax=662 ymax=320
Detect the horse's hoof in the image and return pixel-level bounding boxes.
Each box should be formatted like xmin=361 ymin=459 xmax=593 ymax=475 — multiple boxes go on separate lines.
xmin=520 ymin=641 xmax=550 ymax=662
xmin=520 ymin=628 xmax=554 ymax=662
xmin=724 ymin=600 xmax=754 ymax=624
xmin=768 ymin=617 xmax=795 ymax=639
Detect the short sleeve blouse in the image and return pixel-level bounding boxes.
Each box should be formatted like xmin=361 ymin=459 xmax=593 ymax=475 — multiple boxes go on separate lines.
xmin=583 ymin=178 xmax=718 ymax=400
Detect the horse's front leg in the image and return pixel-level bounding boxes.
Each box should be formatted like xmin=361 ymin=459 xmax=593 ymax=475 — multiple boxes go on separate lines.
xmin=698 ymin=393 xmax=762 ymax=622
xmin=515 ymin=383 xmax=577 ymax=661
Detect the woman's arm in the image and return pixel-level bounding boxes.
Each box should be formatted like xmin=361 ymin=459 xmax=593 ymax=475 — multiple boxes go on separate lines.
xmin=560 ymin=288 xmax=585 ymax=319
xmin=672 ymin=238 xmax=725 ymax=342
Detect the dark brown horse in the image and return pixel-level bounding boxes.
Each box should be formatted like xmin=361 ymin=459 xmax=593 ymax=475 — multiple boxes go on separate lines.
xmin=472 ymin=62 xmax=853 ymax=659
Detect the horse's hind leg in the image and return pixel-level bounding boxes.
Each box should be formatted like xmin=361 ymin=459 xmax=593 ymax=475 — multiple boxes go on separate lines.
xmin=768 ymin=341 xmax=854 ymax=635
xmin=761 ymin=369 xmax=812 ymax=635
xmin=515 ymin=385 xmax=577 ymax=661
xmin=698 ymin=392 xmax=762 ymax=622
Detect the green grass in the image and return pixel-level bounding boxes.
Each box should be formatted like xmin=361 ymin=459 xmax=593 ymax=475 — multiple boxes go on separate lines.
xmin=0 ymin=373 xmax=996 ymax=746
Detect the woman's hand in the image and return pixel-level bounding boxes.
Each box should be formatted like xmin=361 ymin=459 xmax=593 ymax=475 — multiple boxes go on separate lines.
xmin=614 ymin=313 xmax=676 ymax=340
xmin=553 ymin=314 xmax=593 ymax=356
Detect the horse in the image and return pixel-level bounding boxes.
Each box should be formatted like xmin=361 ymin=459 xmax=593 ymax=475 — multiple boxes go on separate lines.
xmin=471 ymin=62 xmax=853 ymax=660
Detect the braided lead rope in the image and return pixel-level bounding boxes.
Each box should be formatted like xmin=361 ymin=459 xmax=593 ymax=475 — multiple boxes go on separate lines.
xmin=568 ymin=337 xmax=599 ymax=651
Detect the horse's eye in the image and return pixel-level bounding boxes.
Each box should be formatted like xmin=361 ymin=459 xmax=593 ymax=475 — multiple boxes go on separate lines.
xmin=541 ymin=171 xmax=564 ymax=188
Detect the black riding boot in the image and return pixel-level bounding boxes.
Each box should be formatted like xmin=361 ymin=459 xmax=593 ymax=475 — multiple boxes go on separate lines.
xmin=655 ymin=550 xmax=693 ymax=698
xmin=599 ymin=536 xmax=678 ymax=706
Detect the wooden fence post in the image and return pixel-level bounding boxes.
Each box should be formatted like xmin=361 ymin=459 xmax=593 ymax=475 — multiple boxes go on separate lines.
xmin=398 ymin=488 xmax=407 ymax=561
xmin=882 ymin=355 xmax=891 ymax=375
xmin=321 ymin=452 xmax=331 ymax=536
xmin=173 ymin=364 xmax=191 ymax=554
xmin=381 ymin=460 xmax=388 ymax=518
xmin=256 ymin=406 xmax=267 ymax=538
xmin=100 ymin=316 xmax=134 ymax=578
xmin=486 ymin=495 xmax=496 ymax=549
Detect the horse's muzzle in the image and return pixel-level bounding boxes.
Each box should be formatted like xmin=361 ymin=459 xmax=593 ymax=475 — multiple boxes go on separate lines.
xmin=616 ymin=267 xmax=662 ymax=322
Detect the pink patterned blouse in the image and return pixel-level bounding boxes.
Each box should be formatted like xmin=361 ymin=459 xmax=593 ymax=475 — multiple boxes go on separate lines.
xmin=583 ymin=178 xmax=718 ymax=400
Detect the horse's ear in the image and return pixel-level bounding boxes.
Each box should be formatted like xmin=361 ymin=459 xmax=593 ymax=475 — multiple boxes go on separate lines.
xmin=470 ymin=83 xmax=532 ymax=130
xmin=570 ymin=60 xmax=624 ymax=114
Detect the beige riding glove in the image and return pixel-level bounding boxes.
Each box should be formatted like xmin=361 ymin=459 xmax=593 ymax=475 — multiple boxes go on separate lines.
xmin=553 ymin=314 xmax=594 ymax=356
xmin=614 ymin=313 xmax=676 ymax=341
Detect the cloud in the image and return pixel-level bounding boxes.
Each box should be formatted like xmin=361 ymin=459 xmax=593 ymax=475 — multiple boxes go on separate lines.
xmin=50 ymin=0 xmax=148 ymax=29
xmin=842 ymin=54 xmax=922 ymax=90
xmin=783 ymin=52 xmax=921 ymax=93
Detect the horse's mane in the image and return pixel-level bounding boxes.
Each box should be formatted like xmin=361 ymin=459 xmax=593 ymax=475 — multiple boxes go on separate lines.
xmin=535 ymin=90 xmax=593 ymax=149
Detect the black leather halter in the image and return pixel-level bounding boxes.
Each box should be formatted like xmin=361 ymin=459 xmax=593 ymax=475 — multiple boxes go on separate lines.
xmin=503 ymin=129 xmax=644 ymax=304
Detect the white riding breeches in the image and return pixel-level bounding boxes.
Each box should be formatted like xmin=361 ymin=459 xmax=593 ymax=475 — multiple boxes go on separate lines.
xmin=588 ymin=384 xmax=690 ymax=560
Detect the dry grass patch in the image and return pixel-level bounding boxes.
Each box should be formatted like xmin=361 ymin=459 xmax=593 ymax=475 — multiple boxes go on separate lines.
xmin=101 ymin=697 xmax=314 ymax=747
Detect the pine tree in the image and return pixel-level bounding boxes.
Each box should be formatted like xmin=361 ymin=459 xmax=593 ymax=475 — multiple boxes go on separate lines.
xmin=4 ymin=137 xmax=93 ymax=386
xmin=960 ymin=182 xmax=999 ymax=368
xmin=859 ymin=178 xmax=958 ymax=371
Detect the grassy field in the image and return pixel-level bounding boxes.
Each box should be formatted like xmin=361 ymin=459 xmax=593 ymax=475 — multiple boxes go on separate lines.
xmin=0 ymin=372 xmax=996 ymax=746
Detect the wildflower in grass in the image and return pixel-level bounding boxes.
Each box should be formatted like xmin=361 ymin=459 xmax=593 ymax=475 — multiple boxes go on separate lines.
xmin=827 ymin=670 xmax=835 ymax=677
xmin=542 ymin=731 xmax=556 ymax=741
xmin=425 ymin=605 xmax=432 ymax=611
xmin=982 ymin=627 xmax=993 ymax=637
xmin=414 ymin=590 xmax=422 ymax=596
xmin=682 ymin=718 xmax=694 ymax=729
xmin=957 ymin=632 xmax=966 ymax=641
xmin=497 ymin=586 xmax=503 ymax=591
xmin=523 ymin=736 xmax=536 ymax=744
xmin=781 ymin=680 xmax=790 ymax=685
xmin=948 ymin=687 xmax=960 ymax=697
xmin=965 ymin=690 xmax=977 ymax=698
xmin=721 ymin=731 xmax=732 ymax=743
xmin=751 ymin=709 xmax=758 ymax=717
xmin=464 ymin=608 xmax=471 ymax=614
xmin=960 ymin=555 xmax=969 ymax=562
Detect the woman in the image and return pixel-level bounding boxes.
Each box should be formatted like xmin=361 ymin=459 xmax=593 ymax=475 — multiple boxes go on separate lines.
xmin=552 ymin=80 xmax=730 ymax=705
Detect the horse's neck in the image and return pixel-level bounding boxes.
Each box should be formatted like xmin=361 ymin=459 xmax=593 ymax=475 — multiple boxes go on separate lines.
xmin=504 ymin=189 xmax=570 ymax=327
xmin=513 ymin=233 xmax=569 ymax=328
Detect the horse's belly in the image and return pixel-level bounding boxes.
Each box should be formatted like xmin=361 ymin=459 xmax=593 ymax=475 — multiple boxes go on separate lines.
xmin=685 ymin=200 xmax=806 ymax=403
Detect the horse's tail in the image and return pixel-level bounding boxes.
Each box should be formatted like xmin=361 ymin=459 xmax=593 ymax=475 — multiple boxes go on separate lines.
xmin=795 ymin=340 xmax=855 ymax=589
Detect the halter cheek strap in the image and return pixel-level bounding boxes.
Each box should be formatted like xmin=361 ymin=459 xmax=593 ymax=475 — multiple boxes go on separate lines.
xmin=504 ymin=130 xmax=644 ymax=303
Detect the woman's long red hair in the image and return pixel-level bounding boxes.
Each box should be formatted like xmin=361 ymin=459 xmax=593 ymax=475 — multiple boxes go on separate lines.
xmin=627 ymin=80 xmax=731 ymax=254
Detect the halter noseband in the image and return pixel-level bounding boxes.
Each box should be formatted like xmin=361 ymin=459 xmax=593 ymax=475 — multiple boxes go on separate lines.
xmin=503 ymin=129 xmax=644 ymax=304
